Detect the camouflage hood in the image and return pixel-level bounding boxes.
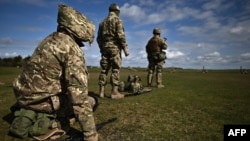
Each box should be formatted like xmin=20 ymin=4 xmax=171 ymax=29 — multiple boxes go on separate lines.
xmin=57 ymin=4 xmax=95 ymax=44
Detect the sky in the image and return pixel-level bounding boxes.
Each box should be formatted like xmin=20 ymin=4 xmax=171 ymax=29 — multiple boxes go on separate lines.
xmin=0 ymin=0 xmax=250 ymax=69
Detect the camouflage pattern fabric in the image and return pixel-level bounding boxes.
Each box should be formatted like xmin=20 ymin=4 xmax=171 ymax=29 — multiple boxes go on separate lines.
xmin=13 ymin=31 xmax=89 ymax=112
xmin=57 ymin=4 xmax=95 ymax=44
xmin=146 ymin=35 xmax=168 ymax=73
xmin=119 ymin=75 xmax=152 ymax=94
xmin=12 ymin=4 xmax=97 ymax=140
xmin=97 ymin=11 xmax=128 ymax=86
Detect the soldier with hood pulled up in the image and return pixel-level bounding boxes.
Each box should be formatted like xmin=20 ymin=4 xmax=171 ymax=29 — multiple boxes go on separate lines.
xmin=9 ymin=4 xmax=98 ymax=141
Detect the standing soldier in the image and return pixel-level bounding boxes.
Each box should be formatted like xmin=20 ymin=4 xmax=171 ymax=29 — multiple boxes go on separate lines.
xmin=146 ymin=27 xmax=168 ymax=88
xmin=9 ymin=4 xmax=98 ymax=141
xmin=97 ymin=3 xmax=129 ymax=99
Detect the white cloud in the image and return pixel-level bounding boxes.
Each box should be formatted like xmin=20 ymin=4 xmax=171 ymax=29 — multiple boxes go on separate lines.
xmin=0 ymin=52 xmax=18 ymax=58
xmin=241 ymin=52 xmax=250 ymax=59
xmin=132 ymin=0 xmax=155 ymax=6
xmin=167 ymin=50 xmax=185 ymax=59
xmin=230 ymin=26 xmax=243 ymax=34
xmin=197 ymin=51 xmax=225 ymax=64
xmin=120 ymin=3 xmax=146 ymax=22
xmin=202 ymin=0 xmax=221 ymax=10
xmin=177 ymin=26 xmax=202 ymax=35
xmin=147 ymin=13 xmax=165 ymax=24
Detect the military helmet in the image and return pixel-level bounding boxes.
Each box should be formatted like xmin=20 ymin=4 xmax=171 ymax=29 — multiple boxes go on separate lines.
xmin=57 ymin=4 xmax=95 ymax=44
xmin=109 ymin=3 xmax=120 ymax=12
xmin=153 ymin=27 xmax=161 ymax=34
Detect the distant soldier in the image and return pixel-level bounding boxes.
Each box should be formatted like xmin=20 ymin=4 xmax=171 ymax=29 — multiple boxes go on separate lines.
xmin=9 ymin=4 xmax=98 ymax=141
xmin=146 ymin=28 xmax=168 ymax=88
xmin=97 ymin=3 xmax=129 ymax=99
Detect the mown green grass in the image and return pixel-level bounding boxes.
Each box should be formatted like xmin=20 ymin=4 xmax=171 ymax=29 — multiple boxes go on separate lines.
xmin=0 ymin=67 xmax=250 ymax=141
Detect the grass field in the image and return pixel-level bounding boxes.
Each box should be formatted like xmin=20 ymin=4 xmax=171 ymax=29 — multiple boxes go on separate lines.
xmin=0 ymin=67 xmax=250 ymax=141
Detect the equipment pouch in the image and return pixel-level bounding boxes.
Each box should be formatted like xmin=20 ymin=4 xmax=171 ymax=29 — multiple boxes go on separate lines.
xmin=9 ymin=108 xmax=36 ymax=138
xmin=157 ymin=51 xmax=167 ymax=61
xmin=29 ymin=113 xmax=56 ymax=136
xmin=153 ymin=54 xmax=159 ymax=61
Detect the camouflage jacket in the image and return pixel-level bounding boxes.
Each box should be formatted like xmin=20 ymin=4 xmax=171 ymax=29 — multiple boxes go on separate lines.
xmin=97 ymin=11 xmax=128 ymax=53
xmin=13 ymin=32 xmax=89 ymax=113
xmin=146 ymin=35 xmax=168 ymax=57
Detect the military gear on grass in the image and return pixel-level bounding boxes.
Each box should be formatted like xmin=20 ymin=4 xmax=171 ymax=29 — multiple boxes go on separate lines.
xmin=29 ymin=113 xmax=57 ymax=136
xmin=33 ymin=128 xmax=66 ymax=141
xmin=57 ymin=4 xmax=95 ymax=44
xmin=119 ymin=75 xmax=152 ymax=95
xmin=9 ymin=108 xmax=36 ymax=138
xmin=9 ymin=108 xmax=60 ymax=139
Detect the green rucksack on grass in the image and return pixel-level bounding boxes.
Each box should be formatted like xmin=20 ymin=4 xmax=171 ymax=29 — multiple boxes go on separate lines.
xmin=9 ymin=108 xmax=59 ymax=139
xmin=9 ymin=108 xmax=36 ymax=138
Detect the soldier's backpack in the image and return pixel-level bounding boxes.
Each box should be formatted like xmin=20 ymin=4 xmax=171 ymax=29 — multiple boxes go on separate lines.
xmin=9 ymin=107 xmax=64 ymax=140
xmin=9 ymin=108 xmax=36 ymax=138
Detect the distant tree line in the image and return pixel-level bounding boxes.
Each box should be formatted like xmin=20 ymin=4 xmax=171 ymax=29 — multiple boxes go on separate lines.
xmin=0 ymin=56 xmax=30 ymax=67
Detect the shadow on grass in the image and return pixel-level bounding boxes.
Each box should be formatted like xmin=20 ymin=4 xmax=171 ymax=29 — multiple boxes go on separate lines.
xmin=2 ymin=111 xmax=15 ymax=125
xmin=2 ymin=102 xmax=20 ymax=125
xmin=2 ymin=110 xmax=23 ymax=139
xmin=62 ymin=118 xmax=118 ymax=141
xmin=88 ymin=89 xmax=152 ymax=99
xmin=96 ymin=117 xmax=117 ymax=131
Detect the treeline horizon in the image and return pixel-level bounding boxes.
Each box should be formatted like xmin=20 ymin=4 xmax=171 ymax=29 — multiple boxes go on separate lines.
xmin=0 ymin=56 xmax=247 ymax=72
xmin=0 ymin=56 xmax=30 ymax=67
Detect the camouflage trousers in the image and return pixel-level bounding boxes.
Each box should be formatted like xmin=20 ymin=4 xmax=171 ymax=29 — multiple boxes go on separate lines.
xmin=147 ymin=57 xmax=165 ymax=73
xmin=57 ymin=94 xmax=97 ymax=139
xmin=99 ymin=49 xmax=122 ymax=86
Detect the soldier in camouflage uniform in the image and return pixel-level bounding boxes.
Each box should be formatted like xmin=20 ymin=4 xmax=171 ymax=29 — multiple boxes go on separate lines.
xmin=9 ymin=4 xmax=98 ymax=141
xmin=97 ymin=3 xmax=129 ymax=99
xmin=146 ymin=28 xmax=168 ymax=88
